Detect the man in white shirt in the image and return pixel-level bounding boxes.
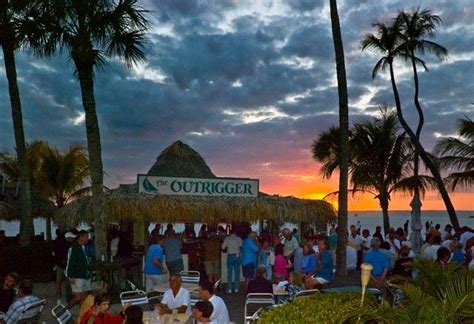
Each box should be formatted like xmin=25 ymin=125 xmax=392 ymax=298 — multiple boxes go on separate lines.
xmin=348 ymin=225 xmax=364 ymax=269
xmin=160 ymin=274 xmax=191 ymax=315
xmin=221 ymin=229 xmax=243 ymax=294
xmin=198 ymin=282 xmax=230 ymax=324
xmin=361 ymin=229 xmax=373 ymax=253
xmin=422 ymin=235 xmax=442 ymax=261
xmin=282 ymin=228 xmax=299 ymax=259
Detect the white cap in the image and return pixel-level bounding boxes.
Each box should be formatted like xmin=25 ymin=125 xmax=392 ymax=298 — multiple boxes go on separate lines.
xmin=65 ymin=232 xmax=77 ymax=239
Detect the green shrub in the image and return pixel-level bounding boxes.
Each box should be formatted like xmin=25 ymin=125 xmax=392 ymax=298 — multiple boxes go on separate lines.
xmin=258 ymin=292 xmax=379 ymax=324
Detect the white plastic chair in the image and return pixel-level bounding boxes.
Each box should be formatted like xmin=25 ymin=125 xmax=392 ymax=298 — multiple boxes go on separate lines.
xmin=179 ymin=270 xmax=200 ymax=284
xmin=120 ymin=290 xmax=149 ymax=306
xmin=244 ymin=293 xmax=274 ymax=323
xmin=52 ymin=304 xmax=72 ymax=324
xmin=18 ymin=299 xmax=47 ymax=324
xmin=213 ymin=278 xmax=222 ymax=292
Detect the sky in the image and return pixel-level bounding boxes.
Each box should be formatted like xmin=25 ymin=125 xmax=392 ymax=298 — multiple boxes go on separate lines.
xmin=0 ymin=0 xmax=473 ymax=211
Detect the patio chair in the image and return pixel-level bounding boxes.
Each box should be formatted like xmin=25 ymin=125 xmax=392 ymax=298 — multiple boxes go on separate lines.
xmin=244 ymin=293 xmax=274 ymax=323
xmin=52 ymin=304 xmax=72 ymax=324
xmin=120 ymin=290 xmax=149 ymax=306
xmin=295 ymin=289 xmax=320 ymax=298
xmin=179 ymin=270 xmax=200 ymax=284
xmin=18 ymin=298 xmax=47 ymax=324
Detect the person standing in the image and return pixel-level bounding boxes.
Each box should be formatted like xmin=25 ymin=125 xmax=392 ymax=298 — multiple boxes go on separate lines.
xmin=163 ymin=230 xmax=184 ymax=275
xmin=65 ymin=230 xmax=92 ymax=310
xmin=404 ymin=220 xmax=409 ymax=236
xmin=348 ymin=225 xmax=364 ymax=270
xmin=221 ymin=229 xmax=242 ymax=294
xmin=143 ymin=235 xmax=167 ymax=291
xmin=373 ymin=226 xmax=384 ymax=243
xmin=202 ymin=232 xmax=221 ymax=285
xmin=282 ymin=228 xmax=298 ymax=262
xmin=54 ymin=231 xmax=76 ymax=305
xmin=241 ymin=232 xmax=258 ymax=292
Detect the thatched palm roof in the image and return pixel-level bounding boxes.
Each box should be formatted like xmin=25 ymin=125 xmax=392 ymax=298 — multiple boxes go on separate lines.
xmin=56 ymin=192 xmax=335 ymax=228
xmin=57 ymin=140 xmax=336 ymax=227
xmin=147 ymin=140 xmax=215 ymax=178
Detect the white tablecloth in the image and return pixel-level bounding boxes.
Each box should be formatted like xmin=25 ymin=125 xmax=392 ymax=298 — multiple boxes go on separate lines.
xmin=143 ymin=311 xmax=190 ymax=324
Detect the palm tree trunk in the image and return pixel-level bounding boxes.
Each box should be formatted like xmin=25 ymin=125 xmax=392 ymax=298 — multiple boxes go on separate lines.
xmin=388 ymin=63 xmax=460 ymax=231
xmin=75 ymin=65 xmax=106 ymax=258
xmin=411 ymin=51 xmax=423 ymax=198
xmin=329 ymin=0 xmax=348 ymax=276
xmin=45 ymin=215 xmax=52 ymax=241
xmin=379 ymin=193 xmax=390 ymax=235
xmin=2 ymin=44 xmax=34 ymax=245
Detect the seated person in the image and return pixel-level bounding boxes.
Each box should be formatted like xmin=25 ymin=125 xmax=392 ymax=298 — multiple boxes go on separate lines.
xmin=123 ymin=305 xmax=143 ymax=324
xmin=1 ymin=280 xmax=39 ymax=324
xmin=448 ymin=240 xmax=465 ymax=265
xmin=285 ymin=272 xmax=303 ymax=302
xmin=76 ymin=282 xmax=108 ymax=324
xmin=304 ymin=238 xmax=334 ymax=289
xmin=436 ymin=247 xmax=451 ymax=268
xmin=363 ymin=238 xmax=390 ymax=289
xmin=247 ymin=268 xmax=272 ymax=294
xmin=391 ymin=246 xmax=413 ymax=277
xmin=0 ymin=272 xmax=19 ymax=313
xmin=192 ymin=300 xmax=213 ymax=324
xmin=198 ymin=282 xmax=230 ymax=324
xmin=300 ymin=245 xmax=316 ymax=276
xmin=160 ymin=274 xmax=191 ymax=315
xmin=79 ymin=294 xmax=125 ymax=324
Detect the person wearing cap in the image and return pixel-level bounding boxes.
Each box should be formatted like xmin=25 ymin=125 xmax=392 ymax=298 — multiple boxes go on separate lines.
xmin=66 ymin=230 xmax=92 ymax=310
xmin=363 ymin=238 xmax=390 ymax=289
xmin=54 ymin=230 xmax=76 ymax=305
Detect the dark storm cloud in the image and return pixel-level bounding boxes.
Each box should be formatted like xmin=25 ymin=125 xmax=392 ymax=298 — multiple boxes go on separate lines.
xmin=0 ymin=0 xmax=472 ymax=189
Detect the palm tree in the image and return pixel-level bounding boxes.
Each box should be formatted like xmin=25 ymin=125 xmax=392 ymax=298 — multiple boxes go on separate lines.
xmin=361 ymin=16 xmax=460 ymax=231
xmin=435 ymin=117 xmax=474 ymax=190
xmin=313 ymin=109 xmax=422 ymax=234
xmin=0 ymin=0 xmax=46 ymax=245
xmin=40 ymin=0 xmax=149 ymax=256
xmin=36 ymin=143 xmax=90 ymax=239
xmin=329 ymin=0 xmax=349 ymax=276
xmin=397 ymin=8 xmax=448 ymax=190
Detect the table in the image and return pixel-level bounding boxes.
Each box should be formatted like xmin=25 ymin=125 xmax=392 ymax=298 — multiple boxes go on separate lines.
xmin=143 ymin=311 xmax=190 ymax=324
xmin=93 ymin=257 xmax=141 ymax=293
xmin=153 ymin=282 xmax=199 ymax=293
xmin=272 ymin=284 xmax=288 ymax=296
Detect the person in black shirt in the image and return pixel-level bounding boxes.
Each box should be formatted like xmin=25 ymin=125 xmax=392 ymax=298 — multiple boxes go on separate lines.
xmin=373 ymin=226 xmax=384 ymax=243
xmin=247 ymin=268 xmax=272 ymax=294
xmin=53 ymin=230 xmax=75 ymax=304
xmin=0 ymin=272 xmax=19 ymax=313
xmin=391 ymin=246 xmax=413 ymax=278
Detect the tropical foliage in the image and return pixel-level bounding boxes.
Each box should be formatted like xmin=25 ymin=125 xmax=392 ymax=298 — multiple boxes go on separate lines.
xmin=0 ymin=141 xmax=90 ymax=239
xmin=435 ymin=117 xmax=474 ymax=190
xmin=361 ymin=8 xmax=460 ymax=230
xmin=37 ymin=0 xmax=150 ymax=256
xmin=312 ymin=109 xmax=422 ymax=233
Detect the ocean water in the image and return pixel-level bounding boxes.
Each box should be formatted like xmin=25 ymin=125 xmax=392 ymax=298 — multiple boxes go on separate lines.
xmin=1 ymin=210 xmax=473 ymax=238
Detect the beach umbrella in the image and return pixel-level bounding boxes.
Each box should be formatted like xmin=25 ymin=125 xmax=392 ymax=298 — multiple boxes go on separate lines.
xmin=409 ymin=194 xmax=423 ymax=253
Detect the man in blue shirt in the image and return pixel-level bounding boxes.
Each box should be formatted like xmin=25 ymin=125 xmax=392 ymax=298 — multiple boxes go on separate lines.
xmin=144 ymin=235 xmax=167 ymax=291
xmin=242 ymin=232 xmax=258 ymax=292
xmin=363 ymin=238 xmax=390 ymax=289
xmin=305 ymin=238 xmax=334 ymax=289
xmin=163 ymin=230 xmax=184 ymax=275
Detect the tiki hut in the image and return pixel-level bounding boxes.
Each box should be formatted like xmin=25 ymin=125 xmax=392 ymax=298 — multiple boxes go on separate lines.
xmin=57 ymin=141 xmax=335 ymax=237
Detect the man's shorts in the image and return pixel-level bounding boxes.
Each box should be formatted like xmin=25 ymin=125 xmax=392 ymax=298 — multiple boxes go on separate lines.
xmin=70 ymin=278 xmax=92 ymax=293
xmin=242 ymin=263 xmax=255 ymax=279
